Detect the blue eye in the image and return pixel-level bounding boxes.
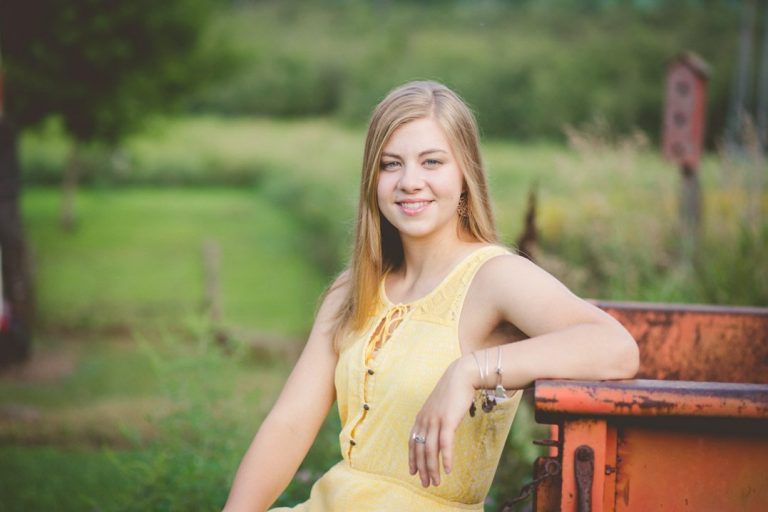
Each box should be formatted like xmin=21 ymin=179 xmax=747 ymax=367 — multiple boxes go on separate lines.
xmin=424 ymin=159 xmax=441 ymax=168
xmin=381 ymin=161 xmax=400 ymax=170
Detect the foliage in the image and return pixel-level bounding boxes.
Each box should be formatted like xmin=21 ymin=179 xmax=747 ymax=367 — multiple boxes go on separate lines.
xmin=1 ymin=0 xmax=234 ymax=142
xmin=20 ymin=116 xmax=768 ymax=309
xmin=102 ymin=328 xmax=249 ymax=511
xmin=0 ymin=445 xmax=141 ymax=511
xmin=0 ymin=328 xmax=272 ymax=512
xmin=190 ymin=0 xmax=740 ymax=144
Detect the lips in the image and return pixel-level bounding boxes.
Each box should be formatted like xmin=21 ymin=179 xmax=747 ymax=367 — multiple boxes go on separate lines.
xmin=396 ymin=200 xmax=433 ymax=215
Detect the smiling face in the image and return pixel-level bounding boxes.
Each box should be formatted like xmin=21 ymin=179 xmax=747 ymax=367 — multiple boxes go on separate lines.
xmin=376 ymin=117 xmax=465 ymax=244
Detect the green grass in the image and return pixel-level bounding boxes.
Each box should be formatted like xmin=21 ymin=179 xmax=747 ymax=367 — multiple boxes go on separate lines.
xmin=0 ymin=337 xmax=158 ymax=409
xmin=0 ymin=445 xmax=143 ymax=511
xmin=0 ymin=333 xmax=343 ymax=511
xmin=23 ymin=187 xmax=328 ymax=336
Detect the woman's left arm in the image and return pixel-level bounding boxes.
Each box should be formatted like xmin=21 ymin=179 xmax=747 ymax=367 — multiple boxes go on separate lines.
xmin=477 ymin=254 xmax=639 ymax=388
xmin=409 ymin=254 xmax=639 ymax=488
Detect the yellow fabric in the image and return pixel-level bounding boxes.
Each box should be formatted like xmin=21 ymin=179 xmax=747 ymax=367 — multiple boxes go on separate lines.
xmin=270 ymin=245 xmax=522 ymax=511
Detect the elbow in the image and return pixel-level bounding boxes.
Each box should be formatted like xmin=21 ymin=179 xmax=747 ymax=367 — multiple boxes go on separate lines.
xmin=611 ymin=331 xmax=640 ymax=380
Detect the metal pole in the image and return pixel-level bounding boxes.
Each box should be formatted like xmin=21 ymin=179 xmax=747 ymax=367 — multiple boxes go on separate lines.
xmin=757 ymin=0 xmax=768 ymax=151
xmin=680 ymin=164 xmax=701 ymax=262
xmin=0 ymin=24 xmax=4 ymax=119
xmin=726 ymin=0 xmax=756 ymax=153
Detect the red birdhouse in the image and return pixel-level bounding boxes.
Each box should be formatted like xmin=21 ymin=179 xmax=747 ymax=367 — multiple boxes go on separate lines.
xmin=662 ymin=52 xmax=709 ymax=170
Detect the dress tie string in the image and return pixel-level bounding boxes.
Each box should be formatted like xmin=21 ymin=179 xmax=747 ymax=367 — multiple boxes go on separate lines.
xmin=365 ymin=304 xmax=410 ymax=363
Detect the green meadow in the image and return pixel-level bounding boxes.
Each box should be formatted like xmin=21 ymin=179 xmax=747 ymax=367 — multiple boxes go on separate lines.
xmin=1 ymin=117 xmax=765 ymax=511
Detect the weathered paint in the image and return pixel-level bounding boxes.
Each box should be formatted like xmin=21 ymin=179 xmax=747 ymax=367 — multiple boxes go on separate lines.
xmin=533 ymin=457 xmax=562 ymax=512
xmin=524 ymin=301 xmax=768 ymax=512
xmin=535 ymin=379 xmax=768 ymax=421
xmin=614 ymin=426 xmax=768 ymax=511
xmin=559 ymin=419 xmax=607 ymax=512
xmin=602 ymin=427 xmax=617 ymax=512
xmin=593 ymin=301 xmax=768 ymax=384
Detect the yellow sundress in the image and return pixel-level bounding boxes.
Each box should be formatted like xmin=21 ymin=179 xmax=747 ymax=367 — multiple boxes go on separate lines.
xmin=270 ymin=245 xmax=522 ymax=511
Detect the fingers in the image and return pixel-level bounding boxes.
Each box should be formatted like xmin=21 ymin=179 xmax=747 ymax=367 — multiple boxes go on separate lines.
xmin=415 ymin=430 xmax=429 ymax=487
xmin=410 ymin=421 xmax=448 ymax=488
xmin=408 ymin=430 xmax=418 ymax=476
xmin=425 ymin=421 xmax=442 ymax=486
xmin=439 ymin=428 xmax=453 ymax=475
xmin=409 ymin=424 xmax=431 ymax=487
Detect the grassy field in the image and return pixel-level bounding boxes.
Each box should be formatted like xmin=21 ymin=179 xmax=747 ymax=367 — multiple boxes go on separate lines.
xmin=103 ymin=116 xmax=768 ymax=306
xmin=0 ymin=332 xmax=336 ymax=511
xmin=2 ymin=116 xmax=766 ymax=511
xmin=3 ymin=186 xmax=342 ymax=511
xmin=22 ymin=187 xmax=328 ymax=336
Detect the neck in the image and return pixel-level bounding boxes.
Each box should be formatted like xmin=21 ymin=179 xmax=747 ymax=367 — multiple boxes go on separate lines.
xmin=398 ymin=226 xmax=478 ymax=282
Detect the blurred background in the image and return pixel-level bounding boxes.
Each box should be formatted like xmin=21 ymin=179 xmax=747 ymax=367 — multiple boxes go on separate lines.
xmin=0 ymin=0 xmax=766 ymax=510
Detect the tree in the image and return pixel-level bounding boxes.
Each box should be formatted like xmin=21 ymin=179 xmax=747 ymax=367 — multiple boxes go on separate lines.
xmin=0 ymin=0 xmax=233 ymax=364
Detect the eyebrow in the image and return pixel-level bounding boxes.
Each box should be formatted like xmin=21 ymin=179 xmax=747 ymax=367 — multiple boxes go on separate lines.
xmin=381 ymin=149 xmax=449 ymax=159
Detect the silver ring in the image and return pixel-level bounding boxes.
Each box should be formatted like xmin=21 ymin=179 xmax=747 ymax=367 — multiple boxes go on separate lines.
xmin=412 ymin=433 xmax=426 ymax=444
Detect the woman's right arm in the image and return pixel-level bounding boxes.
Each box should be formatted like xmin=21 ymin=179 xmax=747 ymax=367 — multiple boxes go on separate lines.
xmin=223 ymin=275 xmax=348 ymax=512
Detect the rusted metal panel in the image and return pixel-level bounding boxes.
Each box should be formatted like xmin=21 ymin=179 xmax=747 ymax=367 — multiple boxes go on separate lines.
xmin=529 ymin=301 xmax=768 ymax=512
xmin=614 ymin=426 xmax=768 ymax=511
xmin=593 ymin=301 xmax=768 ymax=384
xmin=532 ymin=456 xmax=562 ymax=512
xmin=560 ymin=419 xmax=608 ymax=512
xmin=602 ymin=427 xmax=617 ymax=512
xmin=535 ymin=379 xmax=768 ymax=421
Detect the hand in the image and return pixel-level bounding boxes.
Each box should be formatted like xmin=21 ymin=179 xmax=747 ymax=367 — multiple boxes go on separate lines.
xmin=408 ymin=355 xmax=478 ymax=488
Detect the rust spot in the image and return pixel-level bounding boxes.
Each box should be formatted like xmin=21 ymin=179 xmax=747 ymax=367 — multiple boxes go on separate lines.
xmin=623 ymin=477 xmax=630 ymax=505
xmin=637 ymin=397 xmax=675 ymax=410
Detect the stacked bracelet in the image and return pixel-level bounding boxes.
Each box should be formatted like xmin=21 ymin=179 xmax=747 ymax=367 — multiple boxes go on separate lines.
xmin=494 ymin=346 xmax=508 ymax=400
xmin=468 ymin=346 xmax=508 ymax=417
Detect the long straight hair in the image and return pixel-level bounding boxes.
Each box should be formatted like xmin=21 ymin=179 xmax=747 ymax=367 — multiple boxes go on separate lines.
xmin=331 ymin=81 xmax=498 ymax=351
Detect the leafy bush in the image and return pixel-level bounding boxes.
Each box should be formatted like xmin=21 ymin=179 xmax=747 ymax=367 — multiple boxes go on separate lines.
xmin=189 ymin=0 xmax=739 ymax=144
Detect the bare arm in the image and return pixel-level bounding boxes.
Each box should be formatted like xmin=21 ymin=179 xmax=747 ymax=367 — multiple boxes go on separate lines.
xmin=467 ymin=254 xmax=639 ymax=388
xmin=223 ymin=276 xmax=347 ymax=512
xmin=409 ymin=254 xmax=639 ymax=487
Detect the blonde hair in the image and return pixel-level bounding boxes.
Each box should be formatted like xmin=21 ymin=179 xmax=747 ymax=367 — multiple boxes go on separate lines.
xmin=331 ymin=80 xmax=497 ymax=351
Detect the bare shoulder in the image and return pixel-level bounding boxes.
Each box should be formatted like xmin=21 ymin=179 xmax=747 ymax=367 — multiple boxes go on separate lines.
xmin=321 ymin=269 xmax=351 ymax=308
xmin=311 ymin=269 xmax=351 ymax=337
xmin=473 ymin=251 xmax=555 ymax=289
xmin=472 ymin=252 xmax=616 ymax=337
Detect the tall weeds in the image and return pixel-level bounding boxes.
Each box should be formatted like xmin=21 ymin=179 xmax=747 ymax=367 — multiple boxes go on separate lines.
xmin=536 ymin=118 xmax=766 ymax=306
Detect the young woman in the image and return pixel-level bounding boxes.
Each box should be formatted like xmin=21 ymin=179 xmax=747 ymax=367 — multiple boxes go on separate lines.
xmin=224 ymin=81 xmax=639 ymax=511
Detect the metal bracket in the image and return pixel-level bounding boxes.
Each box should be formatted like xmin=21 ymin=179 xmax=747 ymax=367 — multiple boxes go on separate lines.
xmin=575 ymin=444 xmax=594 ymax=512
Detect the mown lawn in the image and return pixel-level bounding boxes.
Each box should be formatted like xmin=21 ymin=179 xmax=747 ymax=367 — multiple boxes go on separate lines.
xmin=22 ymin=187 xmax=329 ymax=336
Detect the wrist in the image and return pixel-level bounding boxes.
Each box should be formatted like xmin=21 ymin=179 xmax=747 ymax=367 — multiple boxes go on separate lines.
xmin=459 ymin=352 xmax=483 ymax=390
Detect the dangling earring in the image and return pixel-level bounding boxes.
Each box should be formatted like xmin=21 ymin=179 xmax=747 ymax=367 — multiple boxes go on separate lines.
xmin=457 ymin=192 xmax=469 ymax=219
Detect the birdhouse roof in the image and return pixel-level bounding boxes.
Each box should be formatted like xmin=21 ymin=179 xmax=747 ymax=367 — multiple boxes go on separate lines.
xmin=669 ymin=52 xmax=710 ymax=80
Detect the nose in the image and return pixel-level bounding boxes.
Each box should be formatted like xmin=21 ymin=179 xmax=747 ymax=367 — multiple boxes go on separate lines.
xmin=397 ymin=162 xmax=424 ymax=193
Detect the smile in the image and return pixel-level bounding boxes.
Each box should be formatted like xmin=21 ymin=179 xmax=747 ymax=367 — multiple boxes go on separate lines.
xmin=397 ymin=200 xmax=433 ymax=215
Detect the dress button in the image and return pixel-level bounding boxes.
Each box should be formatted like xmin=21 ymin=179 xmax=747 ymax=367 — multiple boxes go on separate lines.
xmin=350 ymin=439 xmax=356 ymax=446
xmin=363 ymin=403 xmax=370 ymax=411
xmin=367 ymin=368 xmax=375 ymax=375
